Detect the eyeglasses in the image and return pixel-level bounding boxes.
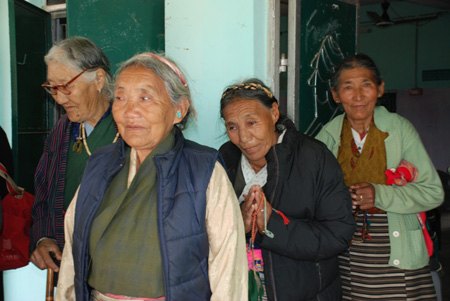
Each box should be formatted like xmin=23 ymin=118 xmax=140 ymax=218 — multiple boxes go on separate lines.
xmin=41 ymin=66 xmax=98 ymax=95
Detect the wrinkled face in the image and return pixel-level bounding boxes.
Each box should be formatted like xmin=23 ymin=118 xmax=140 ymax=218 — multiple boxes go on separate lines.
xmin=223 ymin=98 xmax=279 ymax=171
xmin=113 ymin=66 xmax=181 ymax=157
xmin=46 ymin=61 xmax=101 ymax=125
xmin=332 ymin=66 xmax=384 ymax=124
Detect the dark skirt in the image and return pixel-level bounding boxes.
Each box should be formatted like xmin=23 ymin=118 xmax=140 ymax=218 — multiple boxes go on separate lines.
xmin=339 ymin=212 xmax=436 ymax=300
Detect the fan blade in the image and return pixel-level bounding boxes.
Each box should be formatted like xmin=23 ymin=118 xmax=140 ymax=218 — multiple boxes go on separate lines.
xmin=394 ymin=15 xmax=438 ymax=25
xmin=367 ymin=11 xmax=384 ymax=23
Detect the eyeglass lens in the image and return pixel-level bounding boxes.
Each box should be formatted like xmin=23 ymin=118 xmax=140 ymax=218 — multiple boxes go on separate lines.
xmin=43 ymin=85 xmax=71 ymax=95
xmin=42 ymin=67 xmax=96 ymax=96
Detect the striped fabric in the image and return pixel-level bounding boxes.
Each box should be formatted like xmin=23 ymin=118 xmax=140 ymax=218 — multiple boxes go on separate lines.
xmin=339 ymin=212 xmax=436 ymax=300
xmin=30 ymin=115 xmax=71 ymax=253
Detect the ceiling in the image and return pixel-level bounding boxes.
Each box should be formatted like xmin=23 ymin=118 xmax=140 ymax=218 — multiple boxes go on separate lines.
xmin=359 ymin=0 xmax=450 ymax=10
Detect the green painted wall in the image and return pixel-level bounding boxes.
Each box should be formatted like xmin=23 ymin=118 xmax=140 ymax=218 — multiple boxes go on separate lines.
xmin=67 ymin=0 xmax=164 ymax=74
xmin=0 ymin=0 xmax=44 ymax=146
xmin=360 ymin=2 xmax=450 ymax=90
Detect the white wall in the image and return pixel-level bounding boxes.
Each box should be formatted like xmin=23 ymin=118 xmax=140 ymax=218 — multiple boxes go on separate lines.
xmin=0 ymin=0 xmax=12 ymax=143
xmin=26 ymin=0 xmax=45 ymax=7
xmin=165 ymin=0 xmax=270 ymax=149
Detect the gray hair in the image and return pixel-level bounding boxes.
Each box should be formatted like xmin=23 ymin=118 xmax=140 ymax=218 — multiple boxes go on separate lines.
xmin=116 ymin=53 xmax=196 ymax=130
xmin=331 ymin=53 xmax=383 ymax=91
xmin=44 ymin=36 xmax=114 ymax=100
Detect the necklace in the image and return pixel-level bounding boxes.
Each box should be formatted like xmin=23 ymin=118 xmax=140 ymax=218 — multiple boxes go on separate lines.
xmin=73 ymin=122 xmax=119 ymax=156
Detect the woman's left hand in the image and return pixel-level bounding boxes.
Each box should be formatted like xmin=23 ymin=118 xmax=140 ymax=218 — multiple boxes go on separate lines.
xmin=349 ymin=183 xmax=376 ymax=210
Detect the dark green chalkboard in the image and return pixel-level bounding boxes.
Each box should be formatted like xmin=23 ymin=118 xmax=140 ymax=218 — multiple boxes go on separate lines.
xmin=299 ymin=0 xmax=357 ymax=135
xmin=67 ymin=0 xmax=164 ymax=74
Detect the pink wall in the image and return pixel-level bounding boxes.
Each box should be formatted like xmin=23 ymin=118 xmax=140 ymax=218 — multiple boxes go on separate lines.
xmin=396 ymin=88 xmax=450 ymax=172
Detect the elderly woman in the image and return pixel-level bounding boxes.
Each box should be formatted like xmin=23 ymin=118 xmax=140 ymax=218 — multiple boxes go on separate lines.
xmin=219 ymin=79 xmax=355 ymax=300
xmin=316 ymin=54 xmax=444 ymax=299
xmin=30 ymin=37 xmax=118 ymax=273
xmin=56 ymin=53 xmax=247 ymax=300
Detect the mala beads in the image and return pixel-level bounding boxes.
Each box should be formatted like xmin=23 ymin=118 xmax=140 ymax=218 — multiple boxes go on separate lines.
xmin=250 ymin=192 xmax=274 ymax=247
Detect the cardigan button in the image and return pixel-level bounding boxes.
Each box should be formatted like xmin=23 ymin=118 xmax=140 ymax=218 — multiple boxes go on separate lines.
xmin=393 ymin=231 xmax=400 ymax=237
xmin=393 ymin=259 xmax=400 ymax=266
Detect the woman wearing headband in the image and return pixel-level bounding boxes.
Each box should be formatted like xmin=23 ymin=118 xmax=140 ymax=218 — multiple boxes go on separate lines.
xmin=219 ymin=79 xmax=355 ymax=300
xmin=56 ymin=53 xmax=247 ymax=301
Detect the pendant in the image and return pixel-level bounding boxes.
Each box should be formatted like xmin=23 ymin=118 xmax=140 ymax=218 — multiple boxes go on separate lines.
xmin=73 ymin=138 xmax=83 ymax=154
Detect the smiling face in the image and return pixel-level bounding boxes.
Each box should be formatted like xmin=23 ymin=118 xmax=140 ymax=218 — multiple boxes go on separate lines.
xmin=332 ymin=66 xmax=384 ymax=128
xmin=223 ymin=98 xmax=279 ymax=172
xmin=46 ymin=61 xmax=107 ymax=126
xmin=113 ymin=66 xmax=186 ymax=162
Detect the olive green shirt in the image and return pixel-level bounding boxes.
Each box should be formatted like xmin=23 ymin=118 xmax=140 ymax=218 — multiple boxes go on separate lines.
xmin=88 ymin=132 xmax=174 ymax=298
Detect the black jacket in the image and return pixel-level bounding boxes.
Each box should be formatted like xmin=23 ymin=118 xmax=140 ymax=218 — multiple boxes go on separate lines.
xmin=220 ymin=128 xmax=355 ymax=300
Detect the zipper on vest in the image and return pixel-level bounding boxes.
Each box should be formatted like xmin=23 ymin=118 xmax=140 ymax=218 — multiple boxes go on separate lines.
xmin=153 ymin=157 xmax=170 ymax=300
xmin=267 ymin=145 xmax=279 ymax=301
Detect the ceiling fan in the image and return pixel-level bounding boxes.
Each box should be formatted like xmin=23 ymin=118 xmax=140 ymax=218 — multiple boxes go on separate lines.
xmin=367 ymin=0 xmax=439 ymax=27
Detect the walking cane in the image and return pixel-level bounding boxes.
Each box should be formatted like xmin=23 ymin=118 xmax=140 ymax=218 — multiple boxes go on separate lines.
xmin=46 ymin=268 xmax=54 ymax=301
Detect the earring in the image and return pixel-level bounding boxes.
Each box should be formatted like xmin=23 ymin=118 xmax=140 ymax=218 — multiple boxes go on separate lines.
xmin=177 ymin=111 xmax=182 ymax=118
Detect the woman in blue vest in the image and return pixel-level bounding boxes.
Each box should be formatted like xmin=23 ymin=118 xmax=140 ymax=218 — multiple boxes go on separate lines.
xmin=56 ymin=53 xmax=248 ymax=301
xmin=219 ymin=79 xmax=355 ymax=300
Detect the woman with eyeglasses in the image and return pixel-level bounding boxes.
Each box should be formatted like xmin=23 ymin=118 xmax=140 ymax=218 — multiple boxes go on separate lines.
xmin=30 ymin=36 xmax=119 ymax=276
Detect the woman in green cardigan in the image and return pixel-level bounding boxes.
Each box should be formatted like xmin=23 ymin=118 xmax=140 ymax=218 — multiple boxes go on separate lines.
xmin=316 ymin=53 xmax=444 ymax=299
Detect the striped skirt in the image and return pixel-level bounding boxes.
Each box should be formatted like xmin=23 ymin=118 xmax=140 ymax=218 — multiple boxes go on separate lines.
xmin=339 ymin=212 xmax=436 ymax=300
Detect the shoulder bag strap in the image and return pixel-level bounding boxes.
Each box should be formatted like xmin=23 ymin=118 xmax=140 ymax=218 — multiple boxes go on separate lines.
xmin=0 ymin=163 xmax=23 ymax=196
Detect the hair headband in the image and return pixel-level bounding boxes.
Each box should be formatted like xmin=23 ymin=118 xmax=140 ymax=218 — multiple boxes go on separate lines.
xmin=139 ymin=53 xmax=188 ymax=89
xmin=221 ymin=83 xmax=274 ymax=100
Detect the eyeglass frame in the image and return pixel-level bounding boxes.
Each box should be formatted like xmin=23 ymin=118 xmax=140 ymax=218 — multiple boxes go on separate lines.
xmin=41 ymin=66 xmax=99 ymax=96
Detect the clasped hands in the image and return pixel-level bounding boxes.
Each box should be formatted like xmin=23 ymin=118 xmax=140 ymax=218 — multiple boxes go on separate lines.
xmin=241 ymin=185 xmax=272 ymax=234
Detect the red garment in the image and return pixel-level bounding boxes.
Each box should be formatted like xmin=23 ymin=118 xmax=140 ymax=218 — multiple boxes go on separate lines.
xmin=385 ymin=160 xmax=433 ymax=257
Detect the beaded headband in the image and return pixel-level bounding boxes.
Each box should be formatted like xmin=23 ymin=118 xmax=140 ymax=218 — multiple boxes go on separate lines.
xmin=139 ymin=53 xmax=188 ymax=89
xmin=221 ymin=83 xmax=274 ymax=100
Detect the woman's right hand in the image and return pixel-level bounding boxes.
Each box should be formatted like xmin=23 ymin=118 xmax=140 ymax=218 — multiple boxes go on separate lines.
xmin=240 ymin=185 xmax=263 ymax=233
xmin=30 ymin=238 xmax=62 ymax=272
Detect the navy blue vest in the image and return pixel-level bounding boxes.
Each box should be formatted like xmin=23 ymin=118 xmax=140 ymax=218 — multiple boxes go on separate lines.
xmin=72 ymin=129 xmax=222 ymax=300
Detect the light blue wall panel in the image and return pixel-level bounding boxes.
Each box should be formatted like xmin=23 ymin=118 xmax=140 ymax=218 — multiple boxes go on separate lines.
xmin=165 ymin=0 xmax=269 ymax=149
xmin=0 ymin=0 xmax=12 ymax=142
